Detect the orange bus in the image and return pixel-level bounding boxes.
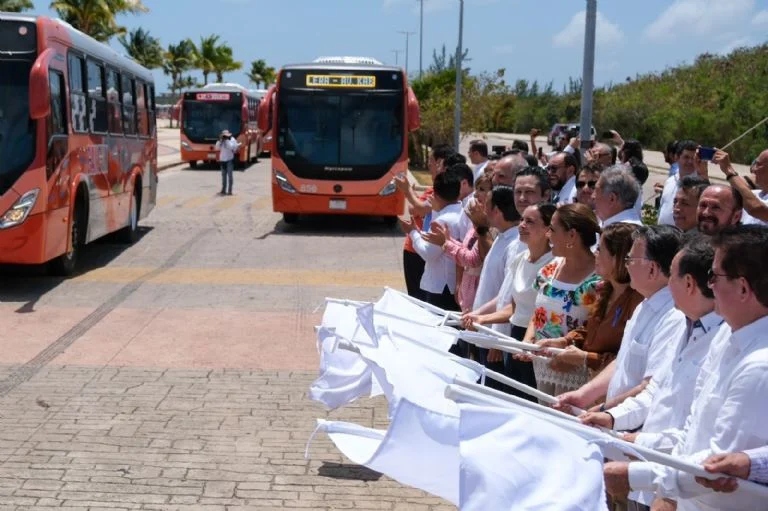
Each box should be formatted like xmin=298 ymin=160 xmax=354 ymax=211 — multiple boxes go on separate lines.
xmin=258 ymin=84 xmax=275 ymax=156
xmin=257 ymin=56 xmax=420 ymax=224
xmin=0 ymin=13 xmax=158 ymax=275
xmin=179 ymin=83 xmax=262 ymax=169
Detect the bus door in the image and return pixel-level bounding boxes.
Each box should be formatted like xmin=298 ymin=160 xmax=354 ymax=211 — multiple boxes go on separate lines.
xmin=46 ymin=63 xmax=69 ymax=207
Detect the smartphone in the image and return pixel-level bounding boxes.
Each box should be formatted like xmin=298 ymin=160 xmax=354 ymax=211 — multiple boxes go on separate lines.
xmin=601 ymin=131 xmax=614 ymax=140
xmin=698 ymin=146 xmax=716 ymax=161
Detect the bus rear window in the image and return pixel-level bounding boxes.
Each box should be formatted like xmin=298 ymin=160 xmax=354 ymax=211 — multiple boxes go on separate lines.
xmin=0 ymin=21 xmax=37 ymax=55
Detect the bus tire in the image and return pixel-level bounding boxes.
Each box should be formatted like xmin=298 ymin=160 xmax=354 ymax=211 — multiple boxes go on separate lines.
xmin=383 ymin=216 xmax=398 ymax=227
xmin=117 ymin=184 xmax=140 ymax=244
xmin=282 ymin=213 xmax=299 ymax=224
xmin=189 ymin=160 xmax=197 ymax=169
xmin=49 ymin=186 xmax=87 ymax=277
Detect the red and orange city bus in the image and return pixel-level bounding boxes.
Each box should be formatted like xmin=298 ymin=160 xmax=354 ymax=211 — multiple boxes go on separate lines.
xmin=257 ymin=56 xmax=420 ymax=224
xmin=0 ymin=13 xmax=158 ymax=275
xmin=258 ymin=84 xmax=275 ymax=156
xmin=179 ymin=83 xmax=261 ymax=169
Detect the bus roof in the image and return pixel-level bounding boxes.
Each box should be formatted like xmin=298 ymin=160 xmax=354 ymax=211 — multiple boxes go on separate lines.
xmin=184 ymin=82 xmax=262 ymax=99
xmin=0 ymin=13 xmax=155 ymax=83
xmin=281 ymin=60 xmax=402 ymax=74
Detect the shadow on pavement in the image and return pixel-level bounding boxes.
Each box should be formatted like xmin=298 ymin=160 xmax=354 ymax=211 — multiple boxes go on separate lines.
xmin=316 ymin=461 xmax=382 ymax=482
xmin=0 ymin=226 xmax=154 ymax=309
xmin=262 ymin=215 xmax=402 ymax=239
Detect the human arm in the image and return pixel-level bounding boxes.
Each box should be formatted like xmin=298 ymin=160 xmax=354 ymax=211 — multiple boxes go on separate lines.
xmin=411 ymin=222 xmax=446 ymax=262
xmin=553 ymin=360 xmax=617 ymax=411
xmin=394 ymin=174 xmax=423 ymax=209
xmin=529 ymin=128 xmax=539 ymax=156
xmin=713 ymin=149 xmax=768 ymax=222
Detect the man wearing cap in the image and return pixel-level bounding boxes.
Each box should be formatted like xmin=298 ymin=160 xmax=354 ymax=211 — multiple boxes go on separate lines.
xmin=216 ymin=129 xmax=241 ymax=195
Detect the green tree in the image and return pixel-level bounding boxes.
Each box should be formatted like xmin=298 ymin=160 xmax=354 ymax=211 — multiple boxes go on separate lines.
xmin=163 ymin=39 xmax=196 ymax=100
xmin=247 ymin=59 xmax=277 ymax=88
xmin=213 ymin=45 xmax=242 ymax=83
xmin=118 ymin=27 xmax=163 ymax=69
xmin=0 ymin=0 xmax=34 ymax=12
xmin=50 ymin=0 xmax=148 ymax=42
xmin=193 ymin=34 xmax=220 ymax=85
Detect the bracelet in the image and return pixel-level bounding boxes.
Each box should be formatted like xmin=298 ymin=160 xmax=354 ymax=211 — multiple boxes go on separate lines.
xmin=726 ymin=173 xmax=739 ymax=181
xmin=605 ymin=411 xmax=615 ymax=429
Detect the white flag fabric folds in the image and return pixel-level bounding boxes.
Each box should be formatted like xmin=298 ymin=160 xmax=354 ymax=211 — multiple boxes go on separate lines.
xmin=458 ymin=402 xmax=610 ymax=511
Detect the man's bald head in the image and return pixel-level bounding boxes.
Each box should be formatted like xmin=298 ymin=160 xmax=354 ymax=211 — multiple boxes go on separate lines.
xmin=493 ymin=153 xmax=527 ymax=186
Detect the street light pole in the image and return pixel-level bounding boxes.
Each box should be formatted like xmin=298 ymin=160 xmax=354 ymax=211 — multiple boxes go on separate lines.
xmin=579 ymin=0 xmax=597 ymax=158
xmin=391 ymin=49 xmax=403 ymax=66
xmin=397 ymin=30 xmax=416 ymax=77
xmin=418 ymin=0 xmax=424 ymax=78
xmin=453 ymin=0 xmax=464 ymax=150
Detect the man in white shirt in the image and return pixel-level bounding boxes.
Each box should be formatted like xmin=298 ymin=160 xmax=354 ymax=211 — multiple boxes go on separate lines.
xmin=546 ymin=151 xmax=578 ymax=205
xmin=215 ymin=129 xmax=241 ymax=195
xmin=714 ymin=148 xmax=768 ymax=225
xmin=604 ymin=224 xmax=768 ymax=511
xmin=581 ymin=236 xmax=724 ymax=510
xmin=467 ymin=139 xmax=489 ymax=183
xmin=401 ymin=171 xmax=465 ymax=311
xmin=673 ymin=175 xmax=710 ymax=233
xmin=593 ymin=166 xmax=643 ymax=227
xmin=657 ymin=140 xmax=700 ymax=225
xmin=696 ymin=185 xmax=742 ymax=235
xmin=555 ymin=225 xmax=687 ymax=412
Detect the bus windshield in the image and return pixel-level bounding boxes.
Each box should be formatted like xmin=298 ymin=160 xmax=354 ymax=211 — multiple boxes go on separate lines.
xmin=181 ymin=100 xmax=242 ymax=143
xmin=0 ymin=59 xmax=36 ymax=196
xmin=277 ymin=90 xmax=403 ymax=181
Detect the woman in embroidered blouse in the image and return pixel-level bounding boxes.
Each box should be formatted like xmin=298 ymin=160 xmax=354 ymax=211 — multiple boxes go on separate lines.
xmin=521 ymin=203 xmax=602 ymax=397
xmin=538 ymin=223 xmax=644 ymax=381
xmin=424 ymin=173 xmax=493 ymax=312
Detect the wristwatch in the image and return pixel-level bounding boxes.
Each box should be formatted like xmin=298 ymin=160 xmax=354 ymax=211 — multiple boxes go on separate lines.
xmin=725 ymin=173 xmax=739 ymax=181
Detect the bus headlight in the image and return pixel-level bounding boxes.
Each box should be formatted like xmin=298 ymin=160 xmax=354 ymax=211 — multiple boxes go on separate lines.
xmin=0 ymin=188 xmax=39 ymax=229
xmin=274 ymin=171 xmax=297 ymax=194
xmin=264 ymin=135 xmax=273 ymax=142
xmin=379 ymin=180 xmax=397 ymax=196
xmin=181 ymin=141 xmax=192 ymax=150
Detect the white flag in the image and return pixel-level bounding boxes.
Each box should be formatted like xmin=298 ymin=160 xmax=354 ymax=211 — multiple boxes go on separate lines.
xmin=458 ymin=402 xmax=610 ymax=511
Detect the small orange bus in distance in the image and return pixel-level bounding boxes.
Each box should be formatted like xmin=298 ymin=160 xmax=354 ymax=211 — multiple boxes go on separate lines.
xmin=258 ymin=56 xmax=420 ymax=225
xmin=179 ymin=83 xmax=261 ymax=169
xmin=0 ymin=13 xmax=158 ymax=275
xmin=258 ymin=84 xmax=275 ymax=156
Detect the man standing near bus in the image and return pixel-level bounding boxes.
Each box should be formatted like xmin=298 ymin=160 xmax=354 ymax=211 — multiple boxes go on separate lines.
xmin=216 ymin=129 xmax=241 ymax=195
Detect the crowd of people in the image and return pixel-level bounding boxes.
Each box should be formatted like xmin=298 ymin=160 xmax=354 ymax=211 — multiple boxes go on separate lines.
xmin=394 ymin=134 xmax=768 ymax=511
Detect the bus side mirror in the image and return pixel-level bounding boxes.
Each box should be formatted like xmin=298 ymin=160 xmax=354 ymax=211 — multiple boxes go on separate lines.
xmin=29 ymin=48 xmax=58 ymax=120
xmin=406 ymin=87 xmax=420 ymax=132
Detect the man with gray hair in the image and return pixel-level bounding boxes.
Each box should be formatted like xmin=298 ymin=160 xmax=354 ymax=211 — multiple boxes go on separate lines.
xmin=592 ymin=166 xmax=643 ymax=227
xmin=491 ymin=153 xmax=527 ymax=187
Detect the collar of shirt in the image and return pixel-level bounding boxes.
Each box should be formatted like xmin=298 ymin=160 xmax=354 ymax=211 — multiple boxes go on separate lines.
xmin=644 ymin=286 xmax=675 ymax=313
xmin=600 ymin=208 xmax=642 ymax=228
xmin=688 ymin=311 xmax=723 ymax=335
xmin=729 ymin=314 xmax=768 ymax=356
xmin=495 ymin=225 xmax=519 ymax=242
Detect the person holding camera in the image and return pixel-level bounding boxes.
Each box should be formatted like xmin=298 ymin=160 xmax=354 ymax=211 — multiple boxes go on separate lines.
xmin=216 ymin=129 xmax=241 ymax=195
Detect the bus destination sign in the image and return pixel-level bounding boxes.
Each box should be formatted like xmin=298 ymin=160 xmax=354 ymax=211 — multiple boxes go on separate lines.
xmin=195 ymin=92 xmax=231 ymax=101
xmin=305 ymin=74 xmax=376 ymax=88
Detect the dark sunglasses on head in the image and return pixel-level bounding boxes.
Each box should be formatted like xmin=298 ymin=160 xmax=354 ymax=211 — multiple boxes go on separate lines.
xmin=577 ymin=180 xmax=597 ymax=189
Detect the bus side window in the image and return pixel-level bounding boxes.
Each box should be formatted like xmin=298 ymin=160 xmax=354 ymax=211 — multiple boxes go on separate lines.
xmin=136 ymin=79 xmax=148 ymax=138
xmin=106 ymin=68 xmax=123 ymax=134
xmin=86 ymin=59 xmax=108 ymax=133
xmin=67 ymin=53 xmax=88 ymax=133
xmin=146 ymin=84 xmax=156 ymax=134
xmin=47 ymin=70 xmax=68 ymax=179
xmin=122 ymin=74 xmax=136 ymax=136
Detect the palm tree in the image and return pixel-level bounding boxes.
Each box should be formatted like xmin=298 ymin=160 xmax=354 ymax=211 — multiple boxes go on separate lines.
xmin=118 ymin=27 xmax=163 ymax=69
xmin=49 ymin=0 xmax=148 ymax=42
xmin=247 ymin=59 xmax=277 ymax=88
xmin=194 ymin=34 xmax=220 ymax=85
xmin=163 ymin=39 xmax=195 ymax=97
xmin=213 ymin=45 xmax=242 ymax=83
xmin=0 ymin=0 xmax=34 ymax=11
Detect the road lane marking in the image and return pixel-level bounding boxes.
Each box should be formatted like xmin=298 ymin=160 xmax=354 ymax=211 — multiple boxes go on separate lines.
xmin=73 ymin=267 xmax=403 ymax=288
xmin=180 ymin=196 xmax=211 ymax=209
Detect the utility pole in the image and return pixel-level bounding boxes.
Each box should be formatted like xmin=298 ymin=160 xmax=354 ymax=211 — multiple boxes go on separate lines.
xmin=398 ymin=30 xmax=416 ymax=77
xmin=391 ymin=49 xmax=403 ymax=66
xmin=453 ymin=0 xmax=464 ymax=150
xmin=579 ymin=0 xmax=597 ymax=159
xmin=418 ymin=0 xmax=424 ymax=78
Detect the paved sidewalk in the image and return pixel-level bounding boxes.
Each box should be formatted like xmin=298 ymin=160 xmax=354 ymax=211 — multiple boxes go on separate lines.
xmin=0 ymin=366 xmax=454 ymax=510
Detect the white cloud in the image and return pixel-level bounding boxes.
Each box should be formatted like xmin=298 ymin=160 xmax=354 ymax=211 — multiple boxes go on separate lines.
xmin=644 ymin=0 xmax=755 ymax=42
xmin=753 ymin=10 xmax=768 ymax=26
xmin=552 ymin=11 xmax=624 ymax=49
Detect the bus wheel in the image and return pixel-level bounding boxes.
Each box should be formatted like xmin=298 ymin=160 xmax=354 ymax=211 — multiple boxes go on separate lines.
xmin=49 ymin=191 xmax=86 ymax=276
xmin=189 ymin=160 xmax=197 ymax=169
xmin=383 ymin=216 xmax=399 ymax=227
xmin=282 ymin=213 xmax=299 ymax=224
xmin=117 ymin=186 xmax=140 ymax=244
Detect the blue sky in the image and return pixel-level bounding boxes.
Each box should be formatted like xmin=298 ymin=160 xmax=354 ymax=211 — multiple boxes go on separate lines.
xmin=30 ymin=0 xmax=768 ymax=93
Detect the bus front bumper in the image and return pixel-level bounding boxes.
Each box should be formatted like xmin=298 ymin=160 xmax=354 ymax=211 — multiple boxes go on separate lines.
xmin=0 ymin=213 xmax=47 ymax=265
xmin=272 ymin=184 xmax=404 ymax=217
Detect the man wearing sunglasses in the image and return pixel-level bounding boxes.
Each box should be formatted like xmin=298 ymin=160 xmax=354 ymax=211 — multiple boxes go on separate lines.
xmin=592 ymin=167 xmax=643 ymax=228
xmin=546 ymin=151 xmax=579 ymax=205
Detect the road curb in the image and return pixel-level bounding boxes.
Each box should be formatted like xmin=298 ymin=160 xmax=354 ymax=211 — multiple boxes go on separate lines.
xmin=158 ymin=161 xmax=182 ymax=172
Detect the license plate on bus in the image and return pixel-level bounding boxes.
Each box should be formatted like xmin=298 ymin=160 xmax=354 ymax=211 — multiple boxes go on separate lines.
xmin=207 ymin=152 xmax=216 ymax=159
xmin=329 ymin=199 xmax=347 ymax=210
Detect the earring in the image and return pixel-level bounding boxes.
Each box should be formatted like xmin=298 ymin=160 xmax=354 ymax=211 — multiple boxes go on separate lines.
xmin=566 ymin=242 xmax=574 ymax=249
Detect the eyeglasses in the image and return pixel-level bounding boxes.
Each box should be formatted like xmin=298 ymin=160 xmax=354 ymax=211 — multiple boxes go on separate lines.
xmin=577 ymin=180 xmax=597 ymax=189
xmin=707 ymin=268 xmax=732 ymax=283
xmin=547 ymin=165 xmax=564 ymax=172
xmin=624 ymin=256 xmax=651 ymax=266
